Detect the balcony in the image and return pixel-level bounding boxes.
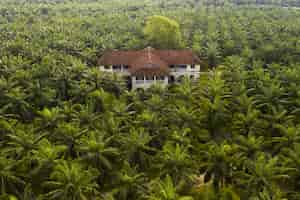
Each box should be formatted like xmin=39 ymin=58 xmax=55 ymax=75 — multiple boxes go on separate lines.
xmin=170 ymin=65 xmax=200 ymax=78
xmin=100 ymin=65 xmax=130 ymax=75
xmin=132 ymin=76 xmax=168 ymax=89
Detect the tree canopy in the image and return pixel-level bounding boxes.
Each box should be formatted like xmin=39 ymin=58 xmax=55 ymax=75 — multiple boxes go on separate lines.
xmin=144 ymin=15 xmax=183 ymax=49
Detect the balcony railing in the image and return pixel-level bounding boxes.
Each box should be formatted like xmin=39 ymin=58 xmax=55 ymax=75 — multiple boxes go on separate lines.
xmin=135 ymin=80 xmax=166 ymax=85
xmin=171 ymin=68 xmax=188 ymax=72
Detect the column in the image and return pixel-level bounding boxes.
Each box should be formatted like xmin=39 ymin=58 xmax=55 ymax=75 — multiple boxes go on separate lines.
xmin=164 ymin=76 xmax=168 ymax=84
xmin=132 ymin=76 xmax=136 ymax=89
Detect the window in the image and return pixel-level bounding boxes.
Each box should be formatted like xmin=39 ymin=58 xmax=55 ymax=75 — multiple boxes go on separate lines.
xmin=191 ymin=64 xmax=195 ymax=69
xmin=156 ymin=76 xmax=165 ymax=80
xmin=104 ymin=65 xmax=110 ymax=69
xmin=112 ymin=65 xmax=122 ymax=70
xmin=123 ymin=65 xmax=129 ymax=69
xmin=146 ymin=76 xmax=155 ymax=80
xmin=136 ymin=76 xmax=144 ymax=81
xmin=179 ymin=65 xmax=187 ymax=68
xmin=170 ymin=65 xmax=175 ymax=68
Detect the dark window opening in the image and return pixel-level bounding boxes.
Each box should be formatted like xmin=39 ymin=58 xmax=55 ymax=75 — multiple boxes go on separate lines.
xmin=170 ymin=76 xmax=175 ymax=83
xmin=157 ymin=76 xmax=165 ymax=80
xmin=112 ymin=65 xmax=122 ymax=70
xmin=146 ymin=76 xmax=155 ymax=80
xmin=191 ymin=64 xmax=195 ymax=69
xmin=104 ymin=65 xmax=110 ymax=69
xmin=136 ymin=76 xmax=144 ymax=81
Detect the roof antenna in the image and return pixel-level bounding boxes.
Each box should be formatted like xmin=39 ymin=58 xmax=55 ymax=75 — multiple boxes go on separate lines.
xmin=148 ymin=46 xmax=152 ymax=63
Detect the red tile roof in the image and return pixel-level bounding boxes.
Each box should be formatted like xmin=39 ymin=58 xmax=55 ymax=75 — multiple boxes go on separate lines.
xmin=129 ymin=48 xmax=170 ymax=76
xmin=98 ymin=47 xmax=200 ymax=76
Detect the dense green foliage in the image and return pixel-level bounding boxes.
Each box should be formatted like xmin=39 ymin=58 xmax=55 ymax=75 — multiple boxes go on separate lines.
xmin=144 ymin=15 xmax=183 ymax=49
xmin=1 ymin=0 xmax=300 ymax=199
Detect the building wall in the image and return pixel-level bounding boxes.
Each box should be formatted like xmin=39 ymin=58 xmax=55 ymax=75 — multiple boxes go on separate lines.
xmin=99 ymin=65 xmax=130 ymax=75
xmin=99 ymin=64 xmax=201 ymax=90
xmin=131 ymin=76 xmax=168 ymax=90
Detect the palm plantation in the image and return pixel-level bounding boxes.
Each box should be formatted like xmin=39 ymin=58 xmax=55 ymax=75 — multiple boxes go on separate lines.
xmin=1 ymin=0 xmax=300 ymax=199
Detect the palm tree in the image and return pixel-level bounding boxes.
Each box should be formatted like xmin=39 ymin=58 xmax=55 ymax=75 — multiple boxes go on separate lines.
xmin=1 ymin=80 xmax=32 ymax=120
xmin=237 ymin=154 xmax=290 ymax=198
xmin=253 ymin=80 xmax=284 ymax=112
xmin=52 ymin=122 xmax=89 ymax=159
xmin=0 ymin=116 xmax=13 ymax=141
xmin=197 ymin=143 xmax=237 ymax=190
xmin=5 ymin=128 xmax=47 ymax=159
xmin=270 ymin=125 xmax=300 ymax=153
xmin=0 ymin=154 xmax=25 ymax=197
xmin=234 ymin=135 xmax=265 ymax=160
xmin=30 ymin=139 xmax=66 ymax=190
xmin=147 ymin=175 xmax=193 ymax=200
xmin=36 ymin=107 xmax=64 ymax=131
xmin=76 ymin=131 xmax=119 ymax=170
xmin=197 ymin=70 xmax=232 ymax=141
xmin=119 ymin=128 xmax=155 ymax=170
xmin=155 ymin=142 xmax=194 ymax=183
xmin=43 ymin=161 xmax=99 ymax=200
xmin=281 ymin=143 xmax=300 ymax=197
xmin=261 ymin=106 xmax=294 ymax=138
xmin=231 ymin=97 xmax=264 ymax=136
xmin=110 ymin=161 xmax=146 ymax=200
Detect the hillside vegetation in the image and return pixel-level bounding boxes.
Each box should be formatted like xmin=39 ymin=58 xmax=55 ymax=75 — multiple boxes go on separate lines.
xmin=1 ymin=1 xmax=300 ymax=199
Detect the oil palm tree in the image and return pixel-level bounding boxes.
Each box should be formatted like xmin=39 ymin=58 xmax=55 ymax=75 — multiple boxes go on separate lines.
xmin=237 ymin=154 xmax=291 ymax=197
xmin=36 ymin=107 xmax=64 ymax=131
xmin=53 ymin=123 xmax=89 ymax=159
xmin=30 ymin=139 xmax=66 ymax=190
xmin=261 ymin=106 xmax=294 ymax=138
xmin=198 ymin=143 xmax=238 ymax=190
xmin=147 ymin=175 xmax=193 ymax=200
xmin=253 ymin=80 xmax=285 ymax=112
xmin=5 ymin=127 xmax=48 ymax=159
xmin=281 ymin=143 xmax=300 ymax=195
xmin=234 ymin=135 xmax=265 ymax=160
xmin=119 ymin=128 xmax=155 ymax=169
xmin=110 ymin=161 xmax=146 ymax=200
xmin=155 ymin=142 xmax=194 ymax=183
xmin=76 ymin=131 xmax=119 ymax=170
xmin=0 ymin=154 xmax=25 ymax=197
xmin=198 ymin=70 xmax=232 ymax=141
xmin=270 ymin=125 xmax=300 ymax=153
xmin=43 ymin=160 xmax=99 ymax=200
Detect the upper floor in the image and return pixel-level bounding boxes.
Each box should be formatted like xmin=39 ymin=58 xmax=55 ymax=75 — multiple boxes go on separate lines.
xmin=99 ymin=63 xmax=201 ymax=76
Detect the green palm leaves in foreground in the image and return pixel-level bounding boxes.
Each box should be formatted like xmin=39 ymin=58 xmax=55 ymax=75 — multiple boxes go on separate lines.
xmin=148 ymin=175 xmax=193 ymax=200
xmin=43 ymin=161 xmax=99 ymax=200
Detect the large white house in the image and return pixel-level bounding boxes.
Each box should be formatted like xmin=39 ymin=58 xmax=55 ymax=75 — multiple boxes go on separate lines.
xmin=98 ymin=47 xmax=201 ymax=89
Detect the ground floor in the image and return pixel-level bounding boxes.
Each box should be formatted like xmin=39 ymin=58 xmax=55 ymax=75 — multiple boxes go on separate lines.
xmin=130 ymin=73 xmax=200 ymax=90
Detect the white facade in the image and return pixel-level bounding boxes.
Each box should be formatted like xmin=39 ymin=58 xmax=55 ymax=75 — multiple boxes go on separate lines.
xmin=170 ymin=64 xmax=201 ymax=79
xmin=99 ymin=65 xmax=130 ymax=76
xmin=99 ymin=64 xmax=200 ymax=89
xmin=131 ymin=76 xmax=168 ymax=90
